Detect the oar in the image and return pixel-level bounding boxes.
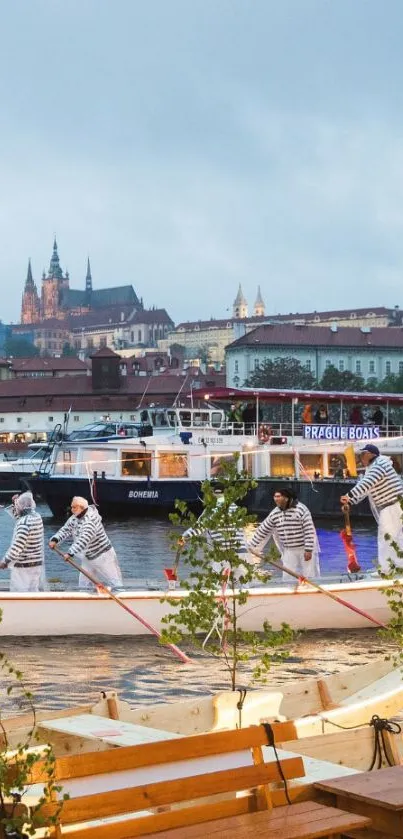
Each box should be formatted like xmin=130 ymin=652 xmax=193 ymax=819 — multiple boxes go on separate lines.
xmin=51 ymin=545 xmax=192 ymax=664
xmin=251 ymin=550 xmax=387 ymax=629
xmin=164 ymin=542 xmax=182 ymax=584
xmin=340 ymin=504 xmax=361 ymax=574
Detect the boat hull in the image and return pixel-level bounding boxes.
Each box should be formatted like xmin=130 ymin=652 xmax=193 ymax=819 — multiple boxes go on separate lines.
xmin=27 ymin=475 xmax=372 ymax=518
xmin=26 ymin=475 xmax=203 ymax=517
xmin=0 ymin=579 xmax=393 ymax=635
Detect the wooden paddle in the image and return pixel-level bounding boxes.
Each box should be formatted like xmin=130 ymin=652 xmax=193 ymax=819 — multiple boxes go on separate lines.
xmin=250 ymin=549 xmax=388 ymax=629
xmin=340 ymin=504 xmax=361 ymax=573
xmin=51 ymin=545 xmax=192 ymax=664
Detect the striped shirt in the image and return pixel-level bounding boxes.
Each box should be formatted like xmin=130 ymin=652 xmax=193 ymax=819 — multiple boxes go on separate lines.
xmin=248 ymin=501 xmax=316 ymax=553
xmin=52 ymin=506 xmax=112 ymax=560
xmin=183 ymin=502 xmax=248 ymax=553
xmin=4 ymin=512 xmax=44 ymax=567
xmin=347 ymin=455 xmax=403 ymax=510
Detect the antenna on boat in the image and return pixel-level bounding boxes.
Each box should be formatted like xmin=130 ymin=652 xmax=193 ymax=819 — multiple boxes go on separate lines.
xmin=136 ymin=376 xmax=152 ymax=410
xmin=173 ymin=372 xmax=190 ymax=407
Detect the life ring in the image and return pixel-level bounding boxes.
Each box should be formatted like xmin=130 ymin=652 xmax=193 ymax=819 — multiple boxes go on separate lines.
xmin=258 ymin=424 xmax=272 ymax=443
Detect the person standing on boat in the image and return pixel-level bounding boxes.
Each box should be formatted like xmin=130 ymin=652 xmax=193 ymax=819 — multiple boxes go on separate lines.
xmin=340 ymin=444 xmax=403 ymax=574
xmin=0 ymin=491 xmax=45 ymax=592
xmin=48 ymin=497 xmax=123 ymax=591
xmin=247 ymin=488 xmax=320 ymax=581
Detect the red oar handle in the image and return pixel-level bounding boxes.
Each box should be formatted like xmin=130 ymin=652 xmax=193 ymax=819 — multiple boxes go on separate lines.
xmin=51 ymin=545 xmax=192 ymax=664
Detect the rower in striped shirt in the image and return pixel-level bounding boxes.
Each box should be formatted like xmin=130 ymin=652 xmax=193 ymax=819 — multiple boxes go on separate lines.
xmin=341 ymin=443 xmax=403 ymax=574
xmin=247 ymin=488 xmax=320 ymax=581
xmin=0 ymin=492 xmax=45 ymax=591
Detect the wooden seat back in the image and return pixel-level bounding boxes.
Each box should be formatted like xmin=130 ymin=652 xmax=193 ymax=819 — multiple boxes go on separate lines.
xmin=31 ymin=724 xmax=307 ymax=838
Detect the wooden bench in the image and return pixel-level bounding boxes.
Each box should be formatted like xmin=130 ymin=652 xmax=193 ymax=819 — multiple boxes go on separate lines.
xmin=24 ymin=723 xmax=370 ymax=839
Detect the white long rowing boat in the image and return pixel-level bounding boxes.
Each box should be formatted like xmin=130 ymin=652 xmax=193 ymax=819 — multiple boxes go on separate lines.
xmin=0 ymin=576 xmax=398 ymax=635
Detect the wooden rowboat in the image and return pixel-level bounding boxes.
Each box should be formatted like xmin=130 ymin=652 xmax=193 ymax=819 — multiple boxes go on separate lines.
xmin=3 ymin=660 xmax=403 ymax=764
xmin=0 ymin=575 xmax=399 ymax=635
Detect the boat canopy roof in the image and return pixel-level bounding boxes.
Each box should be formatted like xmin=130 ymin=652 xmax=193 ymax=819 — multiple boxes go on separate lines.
xmin=195 ymin=386 xmax=403 ymax=405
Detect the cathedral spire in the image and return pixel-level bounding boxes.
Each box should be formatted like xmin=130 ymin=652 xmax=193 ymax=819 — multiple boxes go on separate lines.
xmin=48 ymin=236 xmax=63 ymax=279
xmin=25 ymin=259 xmax=34 ymax=289
xmin=85 ymin=257 xmax=93 ymax=295
xmin=232 ymin=284 xmax=248 ymax=319
xmin=253 ymin=285 xmax=265 ymax=317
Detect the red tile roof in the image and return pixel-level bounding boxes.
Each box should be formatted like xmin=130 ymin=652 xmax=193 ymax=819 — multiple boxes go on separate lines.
xmin=227 ymin=324 xmax=403 ymax=350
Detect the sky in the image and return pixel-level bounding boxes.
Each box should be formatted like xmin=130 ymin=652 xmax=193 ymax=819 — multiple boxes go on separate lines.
xmin=1 ymin=0 xmax=403 ymax=325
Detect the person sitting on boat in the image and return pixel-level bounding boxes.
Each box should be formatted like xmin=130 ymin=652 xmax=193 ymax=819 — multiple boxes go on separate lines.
xmin=340 ymin=444 xmax=403 ymax=575
xmin=48 ymin=497 xmax=123 ymax=591
xmin=247 ymin=488 xmax=320 ymax=581
xmin=0 ymin=491 xmax=45 ymax=592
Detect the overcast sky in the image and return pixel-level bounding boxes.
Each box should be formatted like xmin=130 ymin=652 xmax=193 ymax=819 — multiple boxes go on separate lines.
xmin=1 ymin=0 xmax=403 ymax=324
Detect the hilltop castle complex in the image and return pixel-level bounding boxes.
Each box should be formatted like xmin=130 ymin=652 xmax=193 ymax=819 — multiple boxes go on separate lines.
xmin=21 ymin=238 xmax=141 ymax=324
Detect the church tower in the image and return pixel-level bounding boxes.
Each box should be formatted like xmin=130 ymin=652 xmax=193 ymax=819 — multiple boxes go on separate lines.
xmin=85 ymin=257 xmax=93 ymax=303
xmin=41 ymin=238 xmax=68 ymax=320
xmin=253 ymin=286 xmax=265 ymax=317
xmin=21 ymin=260 xmax=40 ymax=324
xmin=232 ymin=284 xmax=248 ymax=319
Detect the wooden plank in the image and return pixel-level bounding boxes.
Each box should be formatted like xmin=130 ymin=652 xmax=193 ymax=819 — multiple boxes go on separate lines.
xmin=133 ymin=803 xmax=371 ymax=839
xmin=31 ymin=724 xmax=278 ymax=782
xmin=38 ymin=714 xmax=181 ymax=747
xmin=315 ymin=766 xmax=403 ymax=810
xmin=332 ymin=795 xmax=403 ymax=837
xmin=41 ymin=756 xmax=305 ymax=823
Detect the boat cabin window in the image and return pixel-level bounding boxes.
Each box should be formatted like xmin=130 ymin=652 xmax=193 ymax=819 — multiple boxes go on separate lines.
xmin=210 ymin=452 xmax=238 ymax=478
xmin=211 ymin=411 xmax=223 ymax=428
xmin=328 ymin=453 xmax=347 ymax=479
xmin=271 ymin=453 xmax=295 ymax=478
xmin=81 ymin=448 xmax=117 ymax=477
xmin=178 ymin=410 xmax=191 ymax=427
xmin=166 ymin=410 xmax=178 ymax=428
xmin=121 ymin=451 xmax=152 ymax=477
xmin=54 ymin=448 xmax=78 ymax=475
xmin=299 ymin=454 xmax=324 ymax=480
xmin=159 ymin=452 xmax=188 ymax=478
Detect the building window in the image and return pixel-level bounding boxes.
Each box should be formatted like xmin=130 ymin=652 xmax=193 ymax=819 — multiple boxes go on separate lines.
xmin=138 ymin=330 xmax=142 ymax=342
xmin=369 ymin=360 xmax=375 ymax=374
xmin=73 ymin=416 xmax=80 ymax=422
xmin=355 ymin=360 xmax=361 ymax=374
xmin=48 ymin=416 xmax=53 ymax=422
xmin=338 ymin=360 xmax=344 ymax=372
xmin=0 ymin=418 xmax=3 ymax=423
xmin=386 ymin=361 xmax=391 ymax=374
xmin=399 ymin=362 xmax=403 ymax=375
xmin=100 ymin=336 xmax=107 ymax=348
xmin=325 ymin=360 xmax=331 ymax=369
xmin=305 ymin=360 xmax=311 ymax=371
xmin=17 ymin=417 xmax=22 ymax=423
xmin=234 ymin=360 xmax=239 ymax=373
xmin=254 ymin=358 xmax=259 ymax=370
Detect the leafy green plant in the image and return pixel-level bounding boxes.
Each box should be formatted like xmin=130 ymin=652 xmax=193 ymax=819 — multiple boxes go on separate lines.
xmin=160 ymin=460 xmax=294 ymax=695
xmin=0 ymin=611 xmax=67 ymax=838
xmin=378 ymin=523 xmax=403 ymax=669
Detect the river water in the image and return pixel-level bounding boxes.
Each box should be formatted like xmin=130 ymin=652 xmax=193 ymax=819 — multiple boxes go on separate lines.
xmin=0 ymin=504 xmax=388 ymax=717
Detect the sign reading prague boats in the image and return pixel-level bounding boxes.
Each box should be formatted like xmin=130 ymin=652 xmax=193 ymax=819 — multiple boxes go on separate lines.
xmin=303 ymin=425 xmax=380 ymax=441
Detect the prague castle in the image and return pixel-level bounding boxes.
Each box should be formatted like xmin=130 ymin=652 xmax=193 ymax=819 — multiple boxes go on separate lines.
xmin=21 ymin=238 xmax=141 ymax=324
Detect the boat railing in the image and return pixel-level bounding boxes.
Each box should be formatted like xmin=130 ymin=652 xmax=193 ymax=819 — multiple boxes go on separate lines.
xmin=37 ymin=423 xmax=63 ymax=475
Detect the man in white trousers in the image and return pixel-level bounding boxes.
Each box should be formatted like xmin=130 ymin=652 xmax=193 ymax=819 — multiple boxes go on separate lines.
xmin=247 ymin=487 xmax=320 ymax=581
xmin=341 ymin=443 xmax=403 ymax=574
xmin=49 ymin=496 xmax=122 ymax=591
xmin=0 ymin=491 xmax=45 ymax=591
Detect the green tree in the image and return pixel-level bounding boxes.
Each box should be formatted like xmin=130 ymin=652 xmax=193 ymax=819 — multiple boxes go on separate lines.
xmin=319 ymin=365 xmax=365 ymax=392
xmin=160 ymin=460 xmax=294 ymax=701
xmin=0 ymin=611 xmax=67 ymax=837
xmin=245 ymin=357 xmax=316 ymax=389
xmin=377 ymin=374 xmax=403 ymax=394
xmin=4 ymin=338 xmax=39 ymax=358
xmin=61 ymin=343 xmax=77 ymax=357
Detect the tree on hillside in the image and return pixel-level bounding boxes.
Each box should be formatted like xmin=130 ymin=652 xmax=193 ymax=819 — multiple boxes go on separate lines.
xmin=319 ymin=365 xmax=366 ymax=392
xmin=377 ymin=374 xmax=403 ymax=394
xmin=245 ymin=357 xmax=316 ymax=389
xmin=4 ymin=337 xmax=39 ymax=358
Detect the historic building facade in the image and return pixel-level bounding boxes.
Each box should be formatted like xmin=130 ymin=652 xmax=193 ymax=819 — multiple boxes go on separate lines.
xmin=21 ymin=238 xmax=142 ymax=324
